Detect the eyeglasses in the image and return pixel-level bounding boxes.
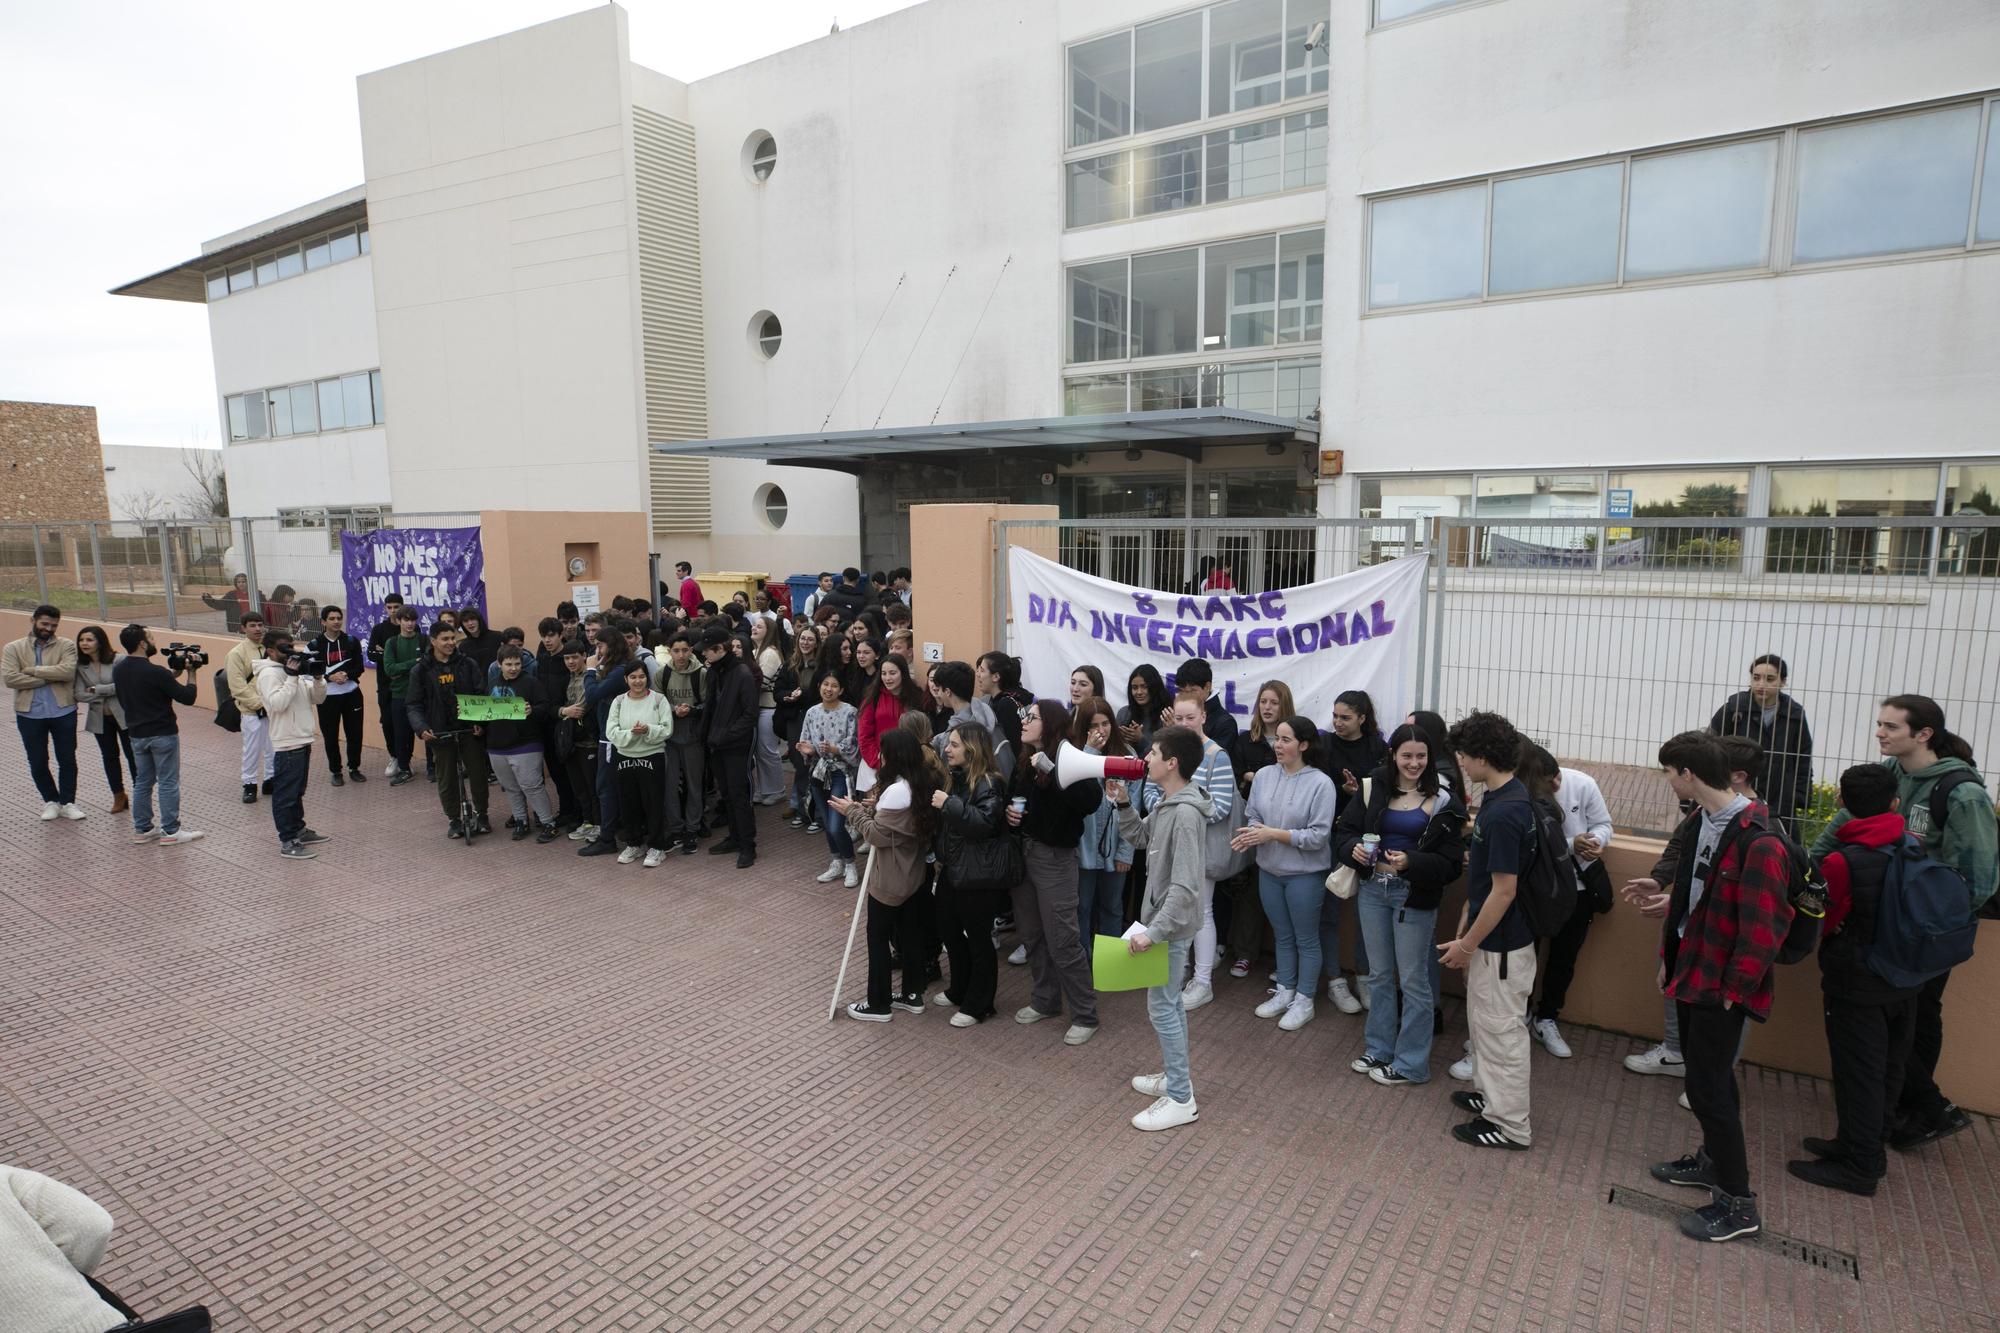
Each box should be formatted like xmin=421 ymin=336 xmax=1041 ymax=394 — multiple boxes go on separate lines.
xmin=1024 ymin=712 xmax=1041 ymax=722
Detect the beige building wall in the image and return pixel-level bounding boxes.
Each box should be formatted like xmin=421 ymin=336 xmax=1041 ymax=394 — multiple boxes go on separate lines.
xmin=0 ymin=401 xmax=110 ymax=524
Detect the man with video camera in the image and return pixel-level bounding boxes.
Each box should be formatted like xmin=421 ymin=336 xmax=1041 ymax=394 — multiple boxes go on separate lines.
xmin=108 ymin=625 xmax=206 ymax=846
xmin=252 ymin=630 xmax=329 ymax=860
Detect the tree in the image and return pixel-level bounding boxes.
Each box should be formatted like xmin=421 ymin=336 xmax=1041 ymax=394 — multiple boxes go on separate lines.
xmin=178 ymin=447 xmax=227 ymax=519
xmin=115 ymin=487 xmax=172 ymax=523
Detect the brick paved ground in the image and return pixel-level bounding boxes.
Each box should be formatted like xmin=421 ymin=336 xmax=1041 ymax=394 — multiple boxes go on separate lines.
xmin=2 ymin=722 xmax=1996 ymax=1332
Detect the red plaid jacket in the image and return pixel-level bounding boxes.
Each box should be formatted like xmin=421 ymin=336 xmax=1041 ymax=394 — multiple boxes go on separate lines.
xmin=1661 ymin=800 xmax=1795 ymax=1021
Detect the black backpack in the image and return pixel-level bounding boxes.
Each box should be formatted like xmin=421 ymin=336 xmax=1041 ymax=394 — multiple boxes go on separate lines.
xmin=1716 ymin=820 xmax=1825 ymax=964
xmin=1494 ymin=789 xmax=1579 ymax=937
xmin=211 ymin=666 xmax=241 ymax=732
xmin=1866 ymin=834 xmax=1980 ymax=987
xmin=1927 ymin=770 xmax=2000 ymax=920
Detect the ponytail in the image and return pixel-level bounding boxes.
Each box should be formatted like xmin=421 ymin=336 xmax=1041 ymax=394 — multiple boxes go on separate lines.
xmin=1883 ymin=693 xmax=1976 ymax=764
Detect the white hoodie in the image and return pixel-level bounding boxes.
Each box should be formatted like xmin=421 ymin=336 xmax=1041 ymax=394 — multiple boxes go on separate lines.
xmin=252 ymin=656 xmax=327 ymax=751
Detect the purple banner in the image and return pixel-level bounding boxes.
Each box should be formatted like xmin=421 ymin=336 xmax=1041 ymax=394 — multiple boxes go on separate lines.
xmin=340 ymin=526 xmax=486 ymax=633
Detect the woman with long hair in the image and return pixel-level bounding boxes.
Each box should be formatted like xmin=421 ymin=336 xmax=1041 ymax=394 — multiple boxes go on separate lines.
xmin=778 ymin=623 xmax=819 ymax=826
xmin=1074 ymin=697 xmax=1134 ymax=944
xmin=974 ymin=651 xmax=1025 ymax=751
xmin=858 ymin=653 xmax=927 ymax=790
xmin=1316 ymin=688 xmax=1386 ymax=1014
xmin=1232 ymin=716 xmax=1336 ymax=1032
xmin=72 ymin=625 xmax=132 ymax=813
xmin=1333 ymin=723 xmax=1466 ymax=1086
xmin=573 ymin=624 xmax=637 ymax=858
xmin=1068 ymin=665 xmax=1106 ymax=725
xmin=1117 ymin=665 xmax=1170 ymax=752
xmin=604 ymin=658 xmax=674 ymax=866
xmin=832 ymin=728 xmax=942 ymax=1022
xmin=1710 ymin=654 xmax=1814 ymax=837
xmin=1220 ymin=679 xmax=1294 ymax=977
xmin=1007 ymin=698 xmax=1102 ymax=1045
xmin=749 ymin=616 xmax=791 ymax=807
xmin=822 ymin=633 xmax=857 ymax=700
xmin=931 ymin=723 xmax=1010 ymax=1024
xmin=844 ymin=637 xmax=882 ymax=711
xmin=798 ymin=668 xmax=860 ymax=884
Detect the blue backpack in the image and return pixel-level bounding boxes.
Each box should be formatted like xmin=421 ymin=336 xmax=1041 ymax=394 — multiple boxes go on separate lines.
xmin=1866 ymin=835 xmax=1979 ymax=989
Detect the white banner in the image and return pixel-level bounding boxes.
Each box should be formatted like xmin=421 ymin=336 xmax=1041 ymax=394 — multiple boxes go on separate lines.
xmin=1007 ymin=548 xmax=1427 ymax=738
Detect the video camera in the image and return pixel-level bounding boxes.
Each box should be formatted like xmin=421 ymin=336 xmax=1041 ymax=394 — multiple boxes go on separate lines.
xmin=283 ymin=648 xmax=326 ymax=677
xmin=164 ymin=642 xmax=209 ymax=673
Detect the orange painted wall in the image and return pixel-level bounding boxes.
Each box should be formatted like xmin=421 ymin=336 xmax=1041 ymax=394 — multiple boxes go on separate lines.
xmin=477 ymin=510 xmax=652 ymax=632
xmin=908 ymin=503 xmax=1058 ymax=668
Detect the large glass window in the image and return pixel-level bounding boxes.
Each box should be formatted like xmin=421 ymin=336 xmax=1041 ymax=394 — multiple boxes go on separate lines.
xmin=1625 ymin=139 xmax=1777 ymax=279
xmin=1766 ymin=464 xmax=1941 ymax=574
xmin=1793 ymin=104 xmax=1982 ymax=264
xmin=1979 ymin=110 xmax=2000 ymax=244
xmin=1360 ymin=473 xmax=1474 ymax=562
xmin=1130 ymin=249 xmax=1199 ymax=358
xmin=204 ymin=271 xmax=227 ymax=301
xmin=328 ymin=227 xmax=361 ymax=264
xmin=1135 ymin=136 xmax=1205 ymax=216
xmin=305 ymin=236 xmax=331 ymax=270
xmin=240 ymin=392 xmax=267 ymax=440
xmin=1204 ymin=119 xmax=1282 ymax=205
xmin=1943 ymin=463 xmax=2000 ymax=575
xmin=1069 ymin=32 xmax=1132 ymax=147
xmin=255 ymin=253 xmax=278 ymax=285
xmin=1134 ymin=13 xmax=1203 ymax=134
xmin=1207 ymin=0 xmax=1282 ymax=118
xmin=342 ymin=373 xmax=374 ymax=427
xmin=1068 ymin=260 xmax=1129 ymax=364
xmin=1274 ymin=356 xmax=1320 ymax=419
xmin=289 ymin=384 xmax=318 ymax=435
xmin=266 ymin=386 xmax=293 ymax=437
xmin=1368 ymin=185 xmax=1485 ymax=308
xmin=1064 ymin=374 xmax=1129 ymax=415
xmin=274 ymin=245 xmax=304 ymax=280
xmin=1609 ymin=468 xmax=1752 ymax=569
xmin=1276 ymin=228 xmax=1323 ymax=345
xmin=1205 ymin=236 xmax=1277 ymax=350
xmin=1488 ymin=162 xmax=1624 ymax=295
xmin=1133 ymin=365 xmax=1203 ymax=411
xmin=1067 ymin=153 xmax=1129 ymax=227
xmin=1284 ymin=0 xmax=1330 ymax=99
xmin=227 ymin=263 xmax=254 ymax=293
xmin=1208 ymin=361 xmax=1275 ymax=412
xmin=317 ymin=378 xmax=345 ymax=432
xmin=1282 ymin=108 xmax=1327 ymax=190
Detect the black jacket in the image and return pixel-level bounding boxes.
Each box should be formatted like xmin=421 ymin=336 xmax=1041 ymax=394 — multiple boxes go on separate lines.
xmin=1009 ymin=749 xmax=1102 ymax=848
xmin=1330 ymin=773 xmax=1469 ymax=912
xmin=937 ymin=773 xmax=1006 ymax=880
xmin=1202 ymin=695 xmax=1239 ymax=755
xmin=824 ymin=581 xmax=871 ymax=622
xmin=457 ymin=627 xmax=502 ymax=672
xmin=1817 ymin=838 xmax=1921 ymax=1004
xmin=1233 ymin=732 xmax=1276 ymax=796
xmin=1316 ymin=730 xmax=1388 ymax=818
xmin=110 ymin=655 xmax=197 ymax=739
xmin=481 ymin=672 xmax=551 ymax=752
xmin=406 ymin=649 xmax=484 ymax=735
xmin=307 ymin=631 xmax=367 ymax=686
xmin=705 ymin=656 xmax=760 ymax=751
xmin=1711 ymin=691 xmax=1813 ymax=819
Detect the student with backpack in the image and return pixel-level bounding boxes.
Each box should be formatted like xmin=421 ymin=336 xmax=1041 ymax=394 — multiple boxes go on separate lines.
xmin=1809 ymin=694 xmax=1995 ymax=1151
xmin=1439 ymin=712 xmax=1539 ymax=1151
xmin=1523 ymin=746 xmax=1615 ymax=1060
xmin=1647 ymin=731 xmax=1795 ymax=1244
xmin=1790 ymin=764 xmax=1925 ymax=1196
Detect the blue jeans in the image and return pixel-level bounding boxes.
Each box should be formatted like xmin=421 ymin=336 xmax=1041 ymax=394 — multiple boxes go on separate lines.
xmin=1076 ymin=867 xmax=1126 ymax=947
xmin=271 ymin=746 xmax=310 ymax=845
xmin=16 ymin=710 xmax=78 ymax=805
xmin=1319 ymin=891 xmax=1369 ymax=983
xmin=1258 ymin=870 xmax=1326 ymax=995
xmin=1147 ymin=937 xmax=1194 ymax=1104
xmin=1357 ymin=875 xmax=1436 ymax=1082
xmin=813 ymin=767 xmax=855 ymax=859
xmin=129 ymin=734 xmax=182 ymax=835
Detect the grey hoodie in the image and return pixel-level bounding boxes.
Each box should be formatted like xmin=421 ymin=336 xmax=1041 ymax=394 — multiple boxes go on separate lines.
xmin=1116 ymin=782 xmax=1215 ymax=944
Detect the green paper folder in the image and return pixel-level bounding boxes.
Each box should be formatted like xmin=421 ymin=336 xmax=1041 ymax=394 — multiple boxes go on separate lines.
xmin=1092 ymin=933 xmax=1168 ymax=992
xmin=456 ymin=695 xmax=528 ymax=722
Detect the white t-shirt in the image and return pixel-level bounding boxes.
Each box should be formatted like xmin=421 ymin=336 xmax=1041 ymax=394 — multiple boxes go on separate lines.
xmin=876 ymin=778 xmax=912 ymax=811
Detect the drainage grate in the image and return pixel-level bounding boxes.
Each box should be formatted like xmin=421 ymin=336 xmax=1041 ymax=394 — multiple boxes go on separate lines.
xmin=1605 ymin=1187 xmax=1861 ymax=1280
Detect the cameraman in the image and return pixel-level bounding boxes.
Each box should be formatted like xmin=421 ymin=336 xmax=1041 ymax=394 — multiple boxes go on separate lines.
xmin=108 ymin=625 xmax=205 ymax=846
xmin=252 ymin=630 xmax=329 ymax=860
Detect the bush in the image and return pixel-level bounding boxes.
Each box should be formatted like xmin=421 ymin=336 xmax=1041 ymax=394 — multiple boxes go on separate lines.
xmin=1797 ymin=781 xmax=1841 ymax=848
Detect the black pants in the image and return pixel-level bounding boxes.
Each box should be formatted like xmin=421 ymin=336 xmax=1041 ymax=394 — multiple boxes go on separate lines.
xmin=389 ymin=696 xmax=415 ymax=769
xmin=317 ymin=690 xmax=364 ymax=773
xmin=866 ymin=895 xmax=925 ymax=1011
xmin=376 ymin=679 xmax=395 ymax=750
xmin=271 ymin=745 xmax=311 ymax=845
xmin=543 ymin=738 xmax=578 ymax=824
xmin=712 ymin=745 xmax=756 ymax=851
xmin=614 ymin=751 xmax=666 ymax=849
xmin=564 ymin=746 xmax=598 ymax=825
xmin=434 ymin=736 xmax=490 ymax=822
xmin=939 ymin=881 xmax=1009 ymax=1020
xmin=1893 ymin=970 xmax=1954 ymax=1126
xmin=1534 ymin=903 xmax=1596 ymax=1022
xmin=1825 ymin=993 xmax=1918 ymax=1178
xmin=1679 ymin=1001 xmax=1752 ymax=1198
xmin=93 ymin=719 xmax=134 ymax=796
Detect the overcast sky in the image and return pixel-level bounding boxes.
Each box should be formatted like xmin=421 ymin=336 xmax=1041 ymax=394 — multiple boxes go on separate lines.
xmin=0 ymin=1 xmax=919 ymax=449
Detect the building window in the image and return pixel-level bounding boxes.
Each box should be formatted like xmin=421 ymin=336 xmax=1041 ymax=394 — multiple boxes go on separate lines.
xmin=1064 ymin=374 xmax=1130 ymax=415
xmin=1204 ymin=118 xmax=1282 ymax=206
xmin=1135 ymin=12 xmax=1204 ymax=134
xmin=1767 ymin=464 xmax=1941 ymax=574
xmin=1069 ymin=261 xmax=1129 ymax=364
xmin=1064 ymin=355 xmax=1319 ymax=420
xmin=1068 ymin=228 xmax=1323 ymax=367
xmin=227 ymin=262 xmax=254 ymax=293
xmin=1066 ymin=108 xmax=1324 ymax=228
xmin=1208 ymin=0 xmax=1283 ymax=118
xmin=205 ymin=271 xmax=228 ymax=301
xmin=1366 ymin=95 xmax=2000 ymax=312
xmin=1943 ymin=464 xmax=2000 ymax=575
xmin=1131 ymin=249 xmax=1199 ymax=358
xmin=1276 ymin=228 xmax=1323 ymax=344
xmin=758 ymin=484 xmax=789 ymax=531
xmin=305 ymin=236 xmax=331 ymax=270
xmin=227 ymin=370 xmax=383 ymax=442
xmin=204 ymin=217 xmax=372 ymax=301
xmin=328 ymin=227 xmax=360 ymax=264
xmin=752 ymin=312 xmax=783 ymax=359
xmin=1373 ymin=0 xmax=1494 ymax=25
xmin=1281 ymin=108 xmax=1327 ymax=189
xmin=1208 ymin=235 xmax=1278 ymax=350
xmin=317 ymin=378 xmax=345 ymax=432
xmin=1067 ymin=153 xmax=1130 ymax=227
xmin=1069 ymin=31 xmax=1133 ymax=148
xmin=1136 ymin=135 xmax=1205 ymax=217
xmin=746 ymin=132 xmax=778 ymax=182
xmin=274 ymin=245 xmax=304 ymax=280
xmin=1284 ymin=0 xmax=1329 ymax=98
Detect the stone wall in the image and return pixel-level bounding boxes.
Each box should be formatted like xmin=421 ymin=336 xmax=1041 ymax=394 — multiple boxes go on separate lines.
xmin=0 ymin=401 xmax=112 ymax=524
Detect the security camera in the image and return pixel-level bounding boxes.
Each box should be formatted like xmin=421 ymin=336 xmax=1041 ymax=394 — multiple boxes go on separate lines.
xmin=1304 ymin=20 xmax=1327 ymax=50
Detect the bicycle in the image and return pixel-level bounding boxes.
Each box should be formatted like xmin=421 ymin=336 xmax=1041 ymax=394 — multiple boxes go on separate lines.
xmin=427 ymin=727 xmax=488 ymax=847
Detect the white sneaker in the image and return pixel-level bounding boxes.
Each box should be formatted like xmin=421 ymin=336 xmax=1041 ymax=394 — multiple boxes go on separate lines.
xmin=1357 ymin=982 xmax=1372 ymax=1011
xmin=1449 ymin=1055 xmax=1476 ymax=1082
xmin=59 ymin=803 xmax=87 ymax=821
xmin=1254 ymin=986 xmax=1296 ymax=1019
xmin=843 ymin=862 xmax=859 ymax=888
xmin=130 ymin=828 xmax=161 ymax=844
xmin=1279 ymin=995 xmax=1316 ymax=1031
xmin=159 ymin=830 xmax=205 ymax=846
xmin=1328 ymin=978 xmax=1362 ymax=1014
xmin=384 ymin=761 xmax=398 ymax=778
xmin=1623 ymin=1043 xmax=1686 ymax=1078
xmin=642 ymin=847 xmax=666 ymax=868
xmin=1131 ymin=1073 xmax=1167 ymax=1097
xmin=1015 ymin=1006 xmax=1053 ymax=1025
xmin=1132 ymin=1095 xmax=1199 ymax=1132
xmin=1180 ymin=982 xmax=1214 ymax=1012
xmin=949 ymin=1012 xmax=978 ymax=1028
xmin=1533 ymin=1019 xmax=1573 ymax=1059
xmin=1008 ymin=944 xmax=1028 ymax=966
xmin=1062 ymin=1023 xmax=1097 ymax=1046
xmin=616 ymin=845 xmax=643 ymax=864
xmin=568 ymin=823 xmax=597 ymax=842
xmin=930 ymin=991 xmax=957 ymax=1008
xmin=816 ymin=857 xmax=844 ymax=883
xmin=39 ymin=802 xmax=59 ymax=821
xmin=1678 ymin=1091 xmax=1691 ymax=1110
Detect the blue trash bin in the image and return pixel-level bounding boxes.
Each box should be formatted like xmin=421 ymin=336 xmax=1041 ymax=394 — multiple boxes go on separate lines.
xmin=786 ymin=573 xmax=820 ymax=616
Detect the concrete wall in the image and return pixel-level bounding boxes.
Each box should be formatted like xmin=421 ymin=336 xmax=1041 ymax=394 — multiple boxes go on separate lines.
xmin=477 ymin=508 xmax=652 ymax=632
xmin=101 ymin=445 xmax=223 ymax=522
xmin=0 ymin=402 xmax=110 ymax=524
xmin=1320 ymin=0 xmax=2000 ymax=483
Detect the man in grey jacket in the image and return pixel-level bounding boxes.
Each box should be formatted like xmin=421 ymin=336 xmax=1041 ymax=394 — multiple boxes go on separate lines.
xmin=1110 ymin=724 xmax=1213 ymax=1133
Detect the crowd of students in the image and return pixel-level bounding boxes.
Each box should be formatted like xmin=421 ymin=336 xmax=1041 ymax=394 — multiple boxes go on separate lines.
xmin=10 ymin=577 xmax=1997 ymax=1247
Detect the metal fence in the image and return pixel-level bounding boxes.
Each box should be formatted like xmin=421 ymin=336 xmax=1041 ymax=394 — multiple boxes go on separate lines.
xmin=998 ymin=513 xmax=2000 ymax=835
xmin=0 ymin=512 xmax=481 ymax=637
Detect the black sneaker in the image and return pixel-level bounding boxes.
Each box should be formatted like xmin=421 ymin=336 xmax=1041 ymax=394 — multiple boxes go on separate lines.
xmin=535 ymin=828 xmax=558 ymax=844
xmin=278 ymin=841 xmax=316 ymax=860
xmin=242 ymin=784 xmax=257 ymax=804
xmin=347 ymin=769 xmax=368 ymax=784
xmin=1451 ymin=1117 xmax=1527 ymax=1151
xmin=845 ymin=1002 xmax=892 ymax=1023
xmin=1786 ymin=1157 xmax=1877 ymax=1197
xmin=262 ymin=779 xmax=275 ymax=795
xmin=425 ymin=766 xmax=436 ymax=781
xmin=736 ymin=849 xmax=756 ymax=869
xmin=447 ymin=821 xmax=465 ymax=840
xmin=331 ymin=771 xmax=345 ymax=787
xmin=890 ymin=995 xmax=925 ymax=1015
xmin=1368 ymin=1067 xmax=1415 ymax=1087
xmin=389 ymin=771 xmax=413 ymax=787
xmin=295 ymin=829 xmax=330 ymax=846
xmin=577 ymin=840 xmax=617 ymax=857
xmin=471 ymin=816 xmax=491 ymax=835
xmin=1889 ymin=1105 xmax=1972 ymax=1152
xmin=709 ymin=838 xmax=741 ymax=855
xmin=1650 ymin=1150 xmax=1717 ymax=1190
xmin=1450 ymin=1089 xmax=1487 ymax=1115
xmin=504 ymin=815 xmax=522 ymax=829
xmin=1679 ymin=1192 xmax=1760 ymax=1243
xmin=680 ymin=838 xmax=697 ymax=856
xmin=788 ymin=813 xmax=806 ymax=829
xmin=512 ymin=824 xmax=531 ymax=841
xmin=1802 ymin=1135 xmax=1840 ymax=1160
xmin=806 ymin=820 xmax=822 ymax=834
xmin=1349 ymin=1056 xmax=1389 ymax=1075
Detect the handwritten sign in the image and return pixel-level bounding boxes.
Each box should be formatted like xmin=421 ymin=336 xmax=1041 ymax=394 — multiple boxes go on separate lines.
xmin=341 ymin=527 xmax=486 ymax=633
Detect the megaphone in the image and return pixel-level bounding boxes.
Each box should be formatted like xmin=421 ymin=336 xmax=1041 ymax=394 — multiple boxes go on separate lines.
xmin=1052 ymin=741 xmax=1146 ymax=788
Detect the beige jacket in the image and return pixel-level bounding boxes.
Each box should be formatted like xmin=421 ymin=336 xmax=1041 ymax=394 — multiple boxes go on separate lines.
xmin=252 ymin=657 xmax=326 ymax=750
xmin=0 ymin=1164 xmax=125 ymax=1333
xmin=4 ymin=634 xmax=78 ymax=714
xmin=225 ymin=637 xmax=264 ymax=715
